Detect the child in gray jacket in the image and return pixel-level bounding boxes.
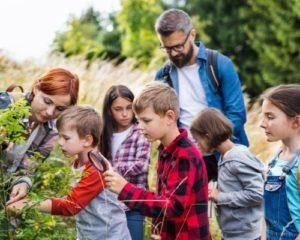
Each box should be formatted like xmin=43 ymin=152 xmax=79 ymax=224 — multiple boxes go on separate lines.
xmin=191 ymin=108 xmax=264 ymax=240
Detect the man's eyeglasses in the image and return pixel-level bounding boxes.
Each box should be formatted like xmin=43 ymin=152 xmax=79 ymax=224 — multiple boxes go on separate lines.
xmin=160 ymin=31 xmax=191 ymax=53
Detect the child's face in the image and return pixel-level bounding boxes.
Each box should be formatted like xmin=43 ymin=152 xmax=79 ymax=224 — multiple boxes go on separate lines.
xmin=193 ymin=135 xmax=210 ymax=154
xmin=136 ymin=107 xmax=169 ymax=142
xmin=58 ymin=125 xmax=86 ymax=157
xmin=260 ymin=99 xmax=295 ymax=142
xmin=110 ymin=97 xmax=134 ymax=131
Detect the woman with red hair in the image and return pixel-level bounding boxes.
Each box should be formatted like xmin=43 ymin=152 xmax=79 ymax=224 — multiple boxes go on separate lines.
xmin=1 ymin=68 xmax=80 ymax=204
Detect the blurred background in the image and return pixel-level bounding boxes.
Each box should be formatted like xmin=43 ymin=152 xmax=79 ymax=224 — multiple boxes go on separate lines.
xmin=0 ymin=0 xmax=298 ymax=239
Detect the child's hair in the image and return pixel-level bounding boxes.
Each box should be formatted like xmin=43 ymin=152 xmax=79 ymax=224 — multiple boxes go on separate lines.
xmin=133 ymin=82 xmax=179 ymax=118
xmin=99 ymin=85 xmax=137 ymax=158
xmin=190 ymin=108 xmax=233 ymax=150
xmin=261 ymin=84 xmax=300 ymax=117
xmin=57 ymin=106 xmax=102 ymax=147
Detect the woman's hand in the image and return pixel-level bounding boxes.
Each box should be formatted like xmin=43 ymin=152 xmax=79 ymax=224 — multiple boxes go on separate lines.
xmin=6 ymin=182 xmax=29 ymax=205
xmin=6 ymin=198 xmax=29 ymax=217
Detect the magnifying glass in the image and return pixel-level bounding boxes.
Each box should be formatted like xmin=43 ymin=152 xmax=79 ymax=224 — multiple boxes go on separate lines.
xmin=88 ymin=150 xmax=110 ymax=173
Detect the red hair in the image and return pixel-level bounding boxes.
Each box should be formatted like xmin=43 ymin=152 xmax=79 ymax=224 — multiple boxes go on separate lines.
xmin=30 ymin=68 xmax=79 ymax=105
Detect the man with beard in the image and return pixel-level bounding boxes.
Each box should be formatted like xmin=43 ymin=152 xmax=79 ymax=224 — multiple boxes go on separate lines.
xmin=154 ymin=9 xmax=249 ymax=182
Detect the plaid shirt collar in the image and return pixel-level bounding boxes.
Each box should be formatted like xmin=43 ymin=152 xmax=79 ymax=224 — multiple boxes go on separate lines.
xmin=126 ymin=123 xmax=140 ymax=137
xmin=158 ymin=128 xmax=188 ymax=159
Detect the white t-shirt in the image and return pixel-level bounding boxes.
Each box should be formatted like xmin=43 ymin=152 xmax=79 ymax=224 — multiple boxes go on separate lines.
xmin=177 ymin=63 xmax=208 ymax=129
xmin=269 ymin=156 xmax=289 ymax=176
xmin=111 ymin=126 xmax=133 ymax=159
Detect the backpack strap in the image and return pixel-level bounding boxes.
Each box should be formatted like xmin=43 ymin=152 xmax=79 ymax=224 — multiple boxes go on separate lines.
xmin=161 ymin=61 xmax=173 ymax=88
xmin=6 ymin=84 xmax=24 ymax=93
xmin=161 ymin=49 xmax=220 ymax=92
xmin=206 ymin=48 xmax=221 ymax=92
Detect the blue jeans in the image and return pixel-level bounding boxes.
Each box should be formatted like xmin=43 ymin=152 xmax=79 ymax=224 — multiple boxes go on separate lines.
xmin=264 ymin=176 xmax=298 ymax=240
xmin=126 ymin=211 xmax=144 ymax=240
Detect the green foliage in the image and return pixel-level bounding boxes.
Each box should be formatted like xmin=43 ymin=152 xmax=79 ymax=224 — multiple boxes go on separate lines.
xmin=241 ymin=0 xmax=300 ymax=96
xmin=0 ymin=99 xmax=30 ymax=145
xmin=12 ymin=147 xmax=76 ymax=240
xmin=52 ymin=7 xmax=122 ymax=62
xmin=0 ymin=99 xmax=30 ymax=239
xmin=0 ymin=145 xmax=77 ymax=239
xmin=0 ymin=100 xmax=76 ymax=239
xmin=54 ymin=18 xmax=104 ymax=57
xmin=117 ymin=0 xmax=162 ymax=65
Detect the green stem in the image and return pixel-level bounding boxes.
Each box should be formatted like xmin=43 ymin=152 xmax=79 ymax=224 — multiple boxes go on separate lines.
xmin=0 ymin=151 xmax=13 ymax=239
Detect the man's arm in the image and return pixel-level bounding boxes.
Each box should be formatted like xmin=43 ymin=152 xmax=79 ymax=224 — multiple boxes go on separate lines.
xmin=217 ymin=54 xmax=248 ymax=145
xmin=154 ymin=67 xmax=164 ymax=81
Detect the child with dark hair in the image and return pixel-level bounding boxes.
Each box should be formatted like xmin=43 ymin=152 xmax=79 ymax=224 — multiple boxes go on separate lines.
xmin=191 ymin=108 xmax=264 ymax=240
xmin=260 ymin=84 xmax=300 ymax=240
xmin=99 ymin=85 xmax=150 ymax=240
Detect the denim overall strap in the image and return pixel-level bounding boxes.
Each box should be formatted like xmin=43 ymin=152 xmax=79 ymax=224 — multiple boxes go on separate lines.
xmin=264 ymin=154 xmax=299 ymax=240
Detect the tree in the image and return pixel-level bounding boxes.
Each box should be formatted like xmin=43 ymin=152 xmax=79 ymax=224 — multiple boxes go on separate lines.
xmin=52 ymin=7 xmax=122 ymax=61
xmin=242 ymin=0 xmax=300 ymax=96
xmin=117 ymin=0 xmax=162 ymax=65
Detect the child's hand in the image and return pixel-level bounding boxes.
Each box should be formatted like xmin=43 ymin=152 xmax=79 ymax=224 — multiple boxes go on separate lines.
xmin=208 ymin=187 xmax=218 ymax=202
xmin=150 ymin=234 xmax=161 ymax=240
xmin=103 ymin=169 xmax=128 ymax=194
xmin=6 ymin=182 xmax=29 ymax=205
xmin=6 ymin=198 xmax=29 ymax=217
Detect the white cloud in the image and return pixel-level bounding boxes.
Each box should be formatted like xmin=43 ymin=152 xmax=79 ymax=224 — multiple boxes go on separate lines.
xmin=0 ymin=0 xmax=120 ymax=61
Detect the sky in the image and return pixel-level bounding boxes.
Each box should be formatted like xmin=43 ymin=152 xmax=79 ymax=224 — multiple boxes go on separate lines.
xmin=0 ymin=0 xmax=120 ymax=62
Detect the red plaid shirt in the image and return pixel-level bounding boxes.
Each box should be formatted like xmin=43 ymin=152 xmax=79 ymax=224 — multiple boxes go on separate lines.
xmin=119 ymin=129 xmax=210 ymax=240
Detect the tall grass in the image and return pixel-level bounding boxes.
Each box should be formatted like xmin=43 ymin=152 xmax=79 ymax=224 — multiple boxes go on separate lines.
xmin=0 ymin=53 xmax=278 ymax=239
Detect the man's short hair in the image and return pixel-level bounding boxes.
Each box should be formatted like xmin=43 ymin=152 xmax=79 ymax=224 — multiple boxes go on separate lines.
xmin=133 ymin=82 xmax=179 ymax=118
xmin=155 ymin=8 xmax=192 ymax=36
xmin=57 ymin=106 xmax=102 ymax=147
xmin=190 ymin=108 xmax=233 ymax=150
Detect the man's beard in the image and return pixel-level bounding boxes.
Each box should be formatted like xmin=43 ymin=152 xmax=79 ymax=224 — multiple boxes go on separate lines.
xmin=170 ymin=42 xmax=194 ymax=68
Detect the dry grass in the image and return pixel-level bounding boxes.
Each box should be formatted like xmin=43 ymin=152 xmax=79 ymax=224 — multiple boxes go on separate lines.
xmin=245 ymin=101 xmax=281 ymax=162
xmin=0 ymin=53 xmax=279 ymax=239
xmin=0 ymin=53 xmax=155 ymax=113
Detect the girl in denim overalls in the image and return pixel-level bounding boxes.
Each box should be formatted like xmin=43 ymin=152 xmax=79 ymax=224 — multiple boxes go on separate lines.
xmin=260 ymin=84 xmax=300 ymax=240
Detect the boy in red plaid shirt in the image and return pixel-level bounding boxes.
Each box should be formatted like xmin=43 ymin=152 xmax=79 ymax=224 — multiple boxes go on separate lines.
xmin=104 ymin=82 xmax=210 ymax=240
